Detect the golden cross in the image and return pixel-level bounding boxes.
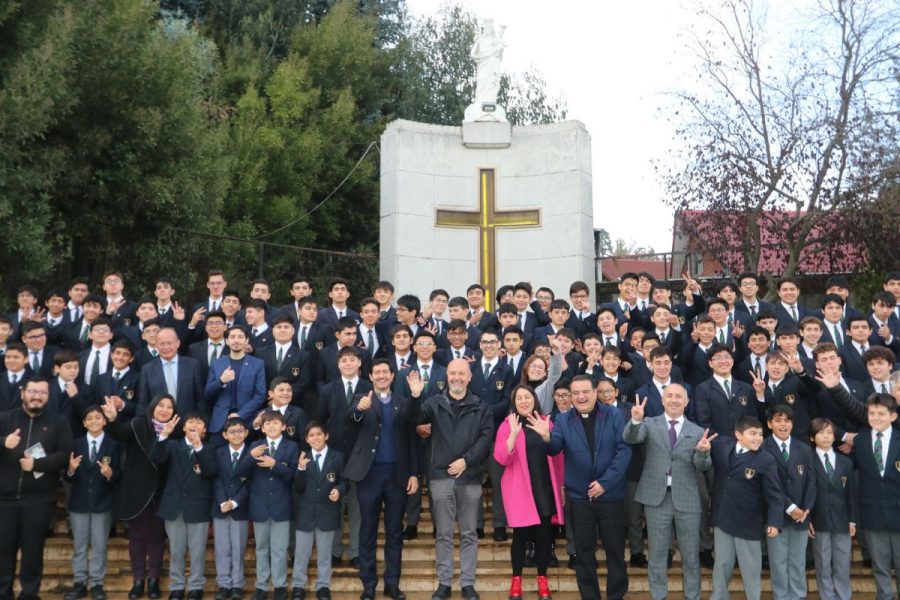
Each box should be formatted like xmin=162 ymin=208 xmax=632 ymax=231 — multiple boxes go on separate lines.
xmin=435 ymin=169 xmax=541 ymax=310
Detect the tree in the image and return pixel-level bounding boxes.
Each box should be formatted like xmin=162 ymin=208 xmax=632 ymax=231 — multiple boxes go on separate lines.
xmin=661 ymin=0 xmax=899 ymax=277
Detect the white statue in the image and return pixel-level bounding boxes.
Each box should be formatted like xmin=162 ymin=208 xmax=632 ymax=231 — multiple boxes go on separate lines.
xmin=465 ymin=18 xmax=508 ymax=123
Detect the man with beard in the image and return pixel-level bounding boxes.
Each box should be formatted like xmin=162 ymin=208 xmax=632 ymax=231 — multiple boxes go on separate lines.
xmin=0 ymin=377 xmax=74 ymax=600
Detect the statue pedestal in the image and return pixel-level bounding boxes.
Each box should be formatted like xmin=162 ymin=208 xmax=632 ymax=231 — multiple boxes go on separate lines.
xmin=462 ymin=120 xmax=511 ymax=149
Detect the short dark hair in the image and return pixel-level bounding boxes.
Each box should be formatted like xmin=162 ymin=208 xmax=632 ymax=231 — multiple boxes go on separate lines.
xmin=735 ymin=416 xmax=763 ymax=433
xmin=245 ymin=298 xmax=267 ymax=313
xmin=305 ymin=420 xmax=327 ymax=436
xmin=429 ymin=289 xmax=449 ymax=301
xmin=862 ymin=346 xmax=895 ymax=365
xmin=807 ymin=417 xmax=835 ymax=443
xmin=448 ymin=296 xmax=469 ymax=310
xmin=549 ymin=299 xmax=570 ymax=311
xmin=825 ymin=275 xmax=850 ymax=290
xmin=375 ymin=280 xmax=394 ymax=293
xmin=866 ymin=392 xmax=897 ymax=413
xmin=337 ymin=345 xmax=362 ymax=361
xmin=397 ymin=294 xmax=421 ymax=315
xmin=766 ymin=404 xmax=794 ymax=422
xmin=53 ymin=350 xmax=79 ymax=367
xmin=821 ymin=293 xmax=845 ymax=309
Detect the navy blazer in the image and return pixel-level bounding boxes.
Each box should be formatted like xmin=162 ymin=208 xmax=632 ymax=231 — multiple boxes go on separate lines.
xmin=799 ymin=373 xmax=866 ymax=442
xmin=77 ymin=347 xmax=114 ymax=386
xmin=137 ymin=355 xmax=205 ymax=417
xmin=867 ymin=316 xmax=900 ymax=355
xmin=852 ymin=427 xmax=900 ymax=532
xmin=65 ymin=434 xmax=122 ymax=513
xmin=735 ymin=298 xmax=773 ymax=317
xmin=257 ymin=344 xmax=315 ymax=404
xmin=545 ymin=402 xmax=631 ymax=502
xmin=205 ymin=354 xmax=267 ymax=433
xmin=92 ymin=368 xmax=140 ymax=420
xmin=322 ymin=378 xmax=374 ymax=455
xmin=293 ymin=448 xmax=348 ymax=532
xmin=710 ymin=438 xmax=785 ymax=540
xmin=679 ymin=342 xmax=715 ymax=388
xmin=773 ymin=302 xmax=811 ymax=329
xmin=249 ymin=404 xmax=309 ymax=451
xmin=248 ymin=437 xmax=299 ymax=522
xmin=211 ymin=444 xmax=254 ymax=520
xmin=315 ymin=343 xmax=372 ymax=393
xmin=761 ymin=376 xmax=812 ymax=436
xmin=150 ymin=438 xmax=219 ymax=523
xmin=187 ymin=339 xmax=225 ymax=385
xmin=468 ymin=359 xmax=516 ymax=427
xmin=395 ymin=362 xmax=448 ymax=401
xmin=762 ymin=436 xmax=817 ymax=529
xmin=634 ymin=380 xmax=694 ymax=421
xmin=810 ymin=450 xmax=857 ymax=533
xmin=316 ymin=306 xmax=360 ymax=330
xmin=694 ymin=377 xmax=761 ymax=437
xmin=0 ymin=370 xmax=33 ymax=412
xmin=296 ymin=321 xmax=334 ymax=358
xmin=838 ymin=343 xmax=869 ymax=383
xmin=434 ymin=346 xmax=479 ymax=367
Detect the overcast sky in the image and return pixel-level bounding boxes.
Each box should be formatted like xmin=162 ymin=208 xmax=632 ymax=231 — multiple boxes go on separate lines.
xmin=403 ymin=0 xmax=824 ymax=254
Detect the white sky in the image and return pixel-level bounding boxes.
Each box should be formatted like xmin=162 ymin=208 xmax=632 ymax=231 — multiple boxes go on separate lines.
xmin=403 ymin=0 xmax=817 ymax=253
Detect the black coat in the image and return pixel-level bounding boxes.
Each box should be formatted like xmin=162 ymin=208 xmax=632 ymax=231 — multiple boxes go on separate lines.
xmin=809 ymin=450 xmax=857 ymax=533
xmin=105 ymin=416 xmax=165 ymax=521
xmin=293 ymin=448 xmax=348 ymax=532
xmin=343 ymin=392 xmax=419 ymax=487
xmin=212 ymin=444 xmax=254 ymax=520
xmin=65 ymin=434 xmax=122 ymax=513
xmin=151 ymin=437 xmax=218 ymax=523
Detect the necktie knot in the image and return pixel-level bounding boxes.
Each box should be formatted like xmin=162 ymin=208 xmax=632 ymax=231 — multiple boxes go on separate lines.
xmin=269 ymin=442 xmax=276 ymax=455
xmin=232 ymin=451 xmax=238 ymax=462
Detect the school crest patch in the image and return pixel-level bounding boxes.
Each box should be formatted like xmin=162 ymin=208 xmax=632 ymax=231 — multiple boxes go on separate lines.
xmin=193 ymin=464 xmax=201 ymax=475
xmin=326 ymin=472 xmax=336 ymax=483
xmin=125 ymin=390 xmax=134 ymax=400
xmin=495 ymin=380 xmax=504 ymax=390
xmin=744 ymin=467 xmax=756 ymax=479
xmin=895 ymin=460 xmax=900 ymax=472
xmin=101 ymin=456 xmax=111 ymax=466
xmin=785 ymin=394 xmax=795 ymax=405
xmin=315 ymin=341 xmax=323 ymax=350
xmin=437 ymin=381 xmax=445 ymax=390
xmin=292 ymin=367 xmax=300 ymax=377
xmin=738 ymin=395 xmax=748 ymax=406
xmin=841 ymin=476 xmax=847 ymax=488
xmin=796 ymin=464 xmax=804 ymax=476
xmin=286 ymin=426 xmax=296 ymax=437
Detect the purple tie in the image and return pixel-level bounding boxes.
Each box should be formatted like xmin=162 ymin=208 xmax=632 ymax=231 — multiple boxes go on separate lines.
xmin=668 ymin=420 xmax=678 ymax=449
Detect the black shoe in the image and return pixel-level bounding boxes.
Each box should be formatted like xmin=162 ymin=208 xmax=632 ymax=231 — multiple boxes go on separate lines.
xmin=230 ymin=589 xmax=244 ymax=600
xmin=567 ymin=554 xmax=576 ymax=570
xmin=147 ymin=579 xmax=162 ymax=600
xmin=90 ymin=586 xmax=107 ymax=600
xmin=187 ymin=591 xmax=203 ymax=600
xmin=359 ymin=588 xmax=374 ymax=600
xmin=493 ymin=526 xmax=508 ymax=542
xmin=403 ymin=526 xmax=418 ymax=540
xmin=863 ymin=558 xmax=873 ymax=568
xmin=291 ymin=589 xmax=305 ymax=600
xmin=65 ymin=583 xmax=88 ymax=600
xmin=629 ymin=552 xmax=648 ymax=568
xmin=215 ymin=589 xmax=230 ymax=600
xmin=461 ymin=586 xmax=480 ymax=600
xmin=272 ymin=588 xmax=287 ymax=600
xmin=476 ymin=528 xmax=485 ymax=539
xmin=168 ymin=592 xmax=185 ymax=600
xmin=555 ymin=525 xmax=566 ymax=539
xmin=315 ymin=589 xmax=331 ymax=600
xmin=128 ymin=581 xmax=145 ymax=600
xmin=667 ymin=550 xmax=674 ymax=568
xmin=383 ymin=584 xmax=405 ymax=600
xmin=251 ymin=591 xmax=267 ymax=600
xmin=331 ymin=555 xmax=343 ymax=566
xmin=431 ymin=585 xmax=451 ymax=600
xmin=699 ymin=550 xmax=715 ymax=569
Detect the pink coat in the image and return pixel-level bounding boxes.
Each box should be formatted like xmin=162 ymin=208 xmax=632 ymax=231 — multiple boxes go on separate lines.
xmin=493 ymin=416 xmax=565 ymax=528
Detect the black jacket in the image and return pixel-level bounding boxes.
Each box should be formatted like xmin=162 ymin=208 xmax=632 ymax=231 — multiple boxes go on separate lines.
xmin=343 ymin=392 xmax=419 ymax=487
xmin=105 ymin=415 xmax=166 ymax=520
xmin=151 ymin=437 xmax=219 ymax=523
xmin=65 ymin=434 xmax=122 ymax=513
xmin=0 ymin=406 xmax=73 ymax=502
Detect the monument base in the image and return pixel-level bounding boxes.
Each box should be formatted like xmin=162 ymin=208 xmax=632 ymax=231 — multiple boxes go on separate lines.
xmin=462 ymin=120 xmax=511 ymax=149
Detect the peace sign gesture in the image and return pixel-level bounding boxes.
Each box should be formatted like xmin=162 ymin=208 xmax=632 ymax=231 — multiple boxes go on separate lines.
xmin=631 ymin=394 xmax=647 ymax=422
xmin=749 ymin=369 xmax=766 ymax=397
xmin=695 ymin=428 xmax=717 ymax=453
xmin=160 ymin=415 xmax=180 ymax=438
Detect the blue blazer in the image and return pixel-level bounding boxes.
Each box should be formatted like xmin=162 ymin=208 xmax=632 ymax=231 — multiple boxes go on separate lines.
xmin=137 ymin=355 xmax=205 ymax=417
xmin=694 ymin=377 xmax=760 ymax=437
xmin=710 ymin=437 xmax=785 ymax=540
xmin=810 ymin=451 xmax=857 ymax=533
xmin=150 ymin=438 xmax=219 ymax=523
xmin=204 ymin=354 xmax=267 ymax=433
xmin=293 ymin=448 xmax=348 ymax=532
xmin=762 ymin=436 xmax=817 ymax=529
xmin=545 ymin=402 xmax=631 ymax=502
xmin=468 ymin=359 xmax=516 ymax=426
xmin=248 ymin=437 xmax=299 ymax=522
xmin=634 ymin=380 xmax=694 ymax=421
xmin=212 ymin=444 xmax=254 ymax=520
xmin=852 ymin=427 xmax=900 ymax=532
xmin=65 ymin=435 xmax=122 ymax=513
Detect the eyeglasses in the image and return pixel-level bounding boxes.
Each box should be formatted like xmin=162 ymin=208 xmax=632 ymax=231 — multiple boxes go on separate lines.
xmin=597 ymin=389 xmax=617 ymax=396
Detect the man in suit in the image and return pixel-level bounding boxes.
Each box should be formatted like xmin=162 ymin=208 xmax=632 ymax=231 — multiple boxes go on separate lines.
xmin=383 ymin=325 xmax=414 ymax=376
xmin=599 ymin=272 xmax=640 ymax=331
xmin=256 ymin=315 xmax=314 ymax=406
xmin=344 ymin=361 xmax=419 ymax=600
xmin=694 ymin=346 xmax=760 ymax=437
xmin=191 ymin=269 xmax=229 ymax=317
xmin=624 ymin=384 xmax=713 ymax=600
xmin=735 ymin=272 xmax=773 ymax=318
xmin=534 ymin=375 xmax=631 ymax=600
xmin=78 ymin=318 xmax=114 ymax=387
xmin=92 ymin=340 xmax=140 ymax=420
xmin=61 ymin=296 xmax=106 ymax=353
xmin=19 ymin=322 xmax=58 ymax=378
xmin=205 ymin=326 xmax=267 ymax=443
xmin=357 ymin=298 xmax=388 ymax=361
xmin=137 ymin=328 xmax=205 ymax=417
xmin=634 ymin=346 xmax=692 ymax=419
xmin=316 ymin=278 xmax=360 ymax=330
xmin=822 ymin=275 xmax=863 ymax=320
xmin=187 ymin=311 xmax=228 ymax=385
xmin=532 ymin=299 xmax=573 ymax=346
xmin=774 ymin=278 xmax=811 ymax=329
xmin=565 ymin=281 xmax=596 ymax=339
xmin=0 ymin=344 xmax=32 ymax=411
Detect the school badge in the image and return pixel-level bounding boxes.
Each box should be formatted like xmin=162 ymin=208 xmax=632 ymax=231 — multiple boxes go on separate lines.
xmin=797 ymin=464 xmax=804 ymax=476
xmin=326 ymin=472 xmax=336 ymax=483
xmin=292 ymin=367 xmax=300 ymax=377
xmin=678 ymin=315 xmax=686 ymax=325
xmin=123 ymin=318 xmax=131 ymax=326
xmin=495 ymin=380 xmax=504 ymax=390
xmin=744 ymin=467 xmax=756 ymax=479
xmin=125 ymin=389 xmax=134 ymax=400
xmin=895 ymin=460 xmax=900 ymax=472
xmin=437 ymin=381 xmax=445 ymax=390
xmin=738 ymin=395 xmax=748 ymax=406
xmin=286 ymin=426 xmax=296 ymax=437
xmin=785 ymin=394 xmax=795 ymax=405
xmin=841 ymin=476 xmax=847 ymax=488
xmin=101 ymin=456 xmax=111 ymax=466
xmin=315 ymin=341 xmax=323 ymax=350
xmin=193 ymin=464 xmax=201 ymax=475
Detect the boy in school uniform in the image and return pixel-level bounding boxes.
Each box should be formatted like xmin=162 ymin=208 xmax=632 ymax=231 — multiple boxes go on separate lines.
xmin=64 ymin=405 xmax=121 ymax=600
xmin=291 ymin=422 xmax=347 ymax=600
xmin=762 ymin=405 xmax=817 ymax=600
xmin=151 ymin=412 xmax=219 ymax=600
xmin=248 ymin=410 xmax=299 ymax=600
xmin=709 ymin=416 xmax=786 ymax=600
xmin=212 ymin=417 xmax=255 ymax=600
xmin=808 ymin=417 xmax=857 ymax=600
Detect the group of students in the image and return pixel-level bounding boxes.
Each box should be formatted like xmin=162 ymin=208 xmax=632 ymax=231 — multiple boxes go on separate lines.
xmin=0 ymin=268 xmax=899 ymax=600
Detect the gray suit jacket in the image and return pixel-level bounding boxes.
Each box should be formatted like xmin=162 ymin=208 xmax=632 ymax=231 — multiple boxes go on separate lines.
xmin=623 ymin=415 xmax=711 ymax=513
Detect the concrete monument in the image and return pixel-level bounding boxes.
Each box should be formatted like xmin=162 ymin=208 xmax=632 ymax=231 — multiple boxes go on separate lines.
xmin=379 ymin=22 xmax=595 ymax=308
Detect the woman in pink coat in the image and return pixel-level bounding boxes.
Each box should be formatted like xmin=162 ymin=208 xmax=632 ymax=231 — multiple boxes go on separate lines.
xmin=494 ymin=384 xmax=564 ymax=600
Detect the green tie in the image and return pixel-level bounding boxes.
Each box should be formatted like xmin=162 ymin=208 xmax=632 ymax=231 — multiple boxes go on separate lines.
xmin=270 ymin=441 xmax=276 ymax=456
xmin=727 ymin=312 xmax=733 ymax=325
xmin=791 ymin=305 xmax=798 ymax=321
xmin=232 ymin=451 xmax=239 ymax=472
xmin=80 ymin=325 xmax=89 ymax=346
xmin=367 ymin=329 xmax=375 ymax=357
xmin=824 ymin=452 xmax=834 ymax=478
xmin=781 ymin=441 xmax=789 ymax=462
xmin=421 ymin=364 xmax=430 ymax=393
xmin=90 ymin=350 xmax=101 ymax=385
xmin=723 ymin=379 xmax=731 ymax=397
xmin=833 ymin=324 xmax=843 ymax=348
xmin=718 ymin=330 xmax=725 ymax=344
xmin=301 ymin=326 xmax=308 ymax=346
xmin=276 ymin=346 xmax=284 ymax=370
xmin=90 ymin=440 xmax=98 ymax=463
xmin=874 ymin=432 xmax=884 ymax=475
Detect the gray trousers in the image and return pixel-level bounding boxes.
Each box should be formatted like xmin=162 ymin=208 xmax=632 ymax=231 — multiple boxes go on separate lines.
xmin=292 ymin=529 xmax=336 ymax=591
xmin=767 ymin=527 xmax=808 ymax=600
xmin=253 ymin=519 xmax=290 ymax=590
xmin=430 ymin=478 xmax=481 ymax=588
xmin=164 ymin=517 xmax=208 ymax=591
xmin=330 ymin=481 xmax=359 ymax=560
xmin=710 ymin=527 xmax=762 ymax=600
xmin=69 ymin=511 xmax=112 ymax=586
xmin=644 ymin=491 xmax=701 ymax=600
xmin=625 ymin=480 xmax=644 ymax=555
xmin=213 ymin=517 xmax=248 ymax=589
xmin=812 ymin=531 xmax=852 ymax=600
xmin=864 ymin=529 xmax=900 ymax=600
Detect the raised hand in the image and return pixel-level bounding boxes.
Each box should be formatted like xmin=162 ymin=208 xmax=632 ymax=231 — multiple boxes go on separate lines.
xmin=878 ymin=324 xmax=891 ymax=341
xmin=631 ymin=394 xmax=647 ymax=422
xmin=732 ymin=321 xmax=745 ymax=339
xmin=406 ymin=370 xmax=424 ymax=397
xmin=549 ymin=336 xmax=561 ymax=354
xmin=690 ymin=321 xmax=700 ymax=342
xmin=357 ymin=391 xmax=373 ymax=412
xmin=98 ymin=458 xmax=113 ymax=479
xmin=695 ymin=428 xmax=717 ymax=453
xmin=784 ymin=352 xmax=804 ymax=374
xmin=220 ymin=366 xmax=236 ymax=384
xmin=507 ymin=413 xmax=522 ymax=438
xmin=189 ymin=307 xmax=206 ymax=327
xmin=298 ymin=451 xmax=310 ymax=470
xmin=618 ymin=321 xmax=628 ymax=340
xmin=525 ymin=411 xmax=550 ymax=441
xmin=250 ymin=443 xmax=266 ymax=458
xmin=749 ymin=370 xmax=766 ymax=397
xmin=160 ymin=415 xmax=180 ymax=437
xmin=815 ymin=368 xmax=841 ymax=389
xmin=172 ymin=302 xmax=185 ymax=322
xmin=68 ymin=452 xmax=83 ymax=473
xmin=4 ymin=428 xmax=21 ymax=449
xmin=101 ymin=398 xmax=118 ymax=421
